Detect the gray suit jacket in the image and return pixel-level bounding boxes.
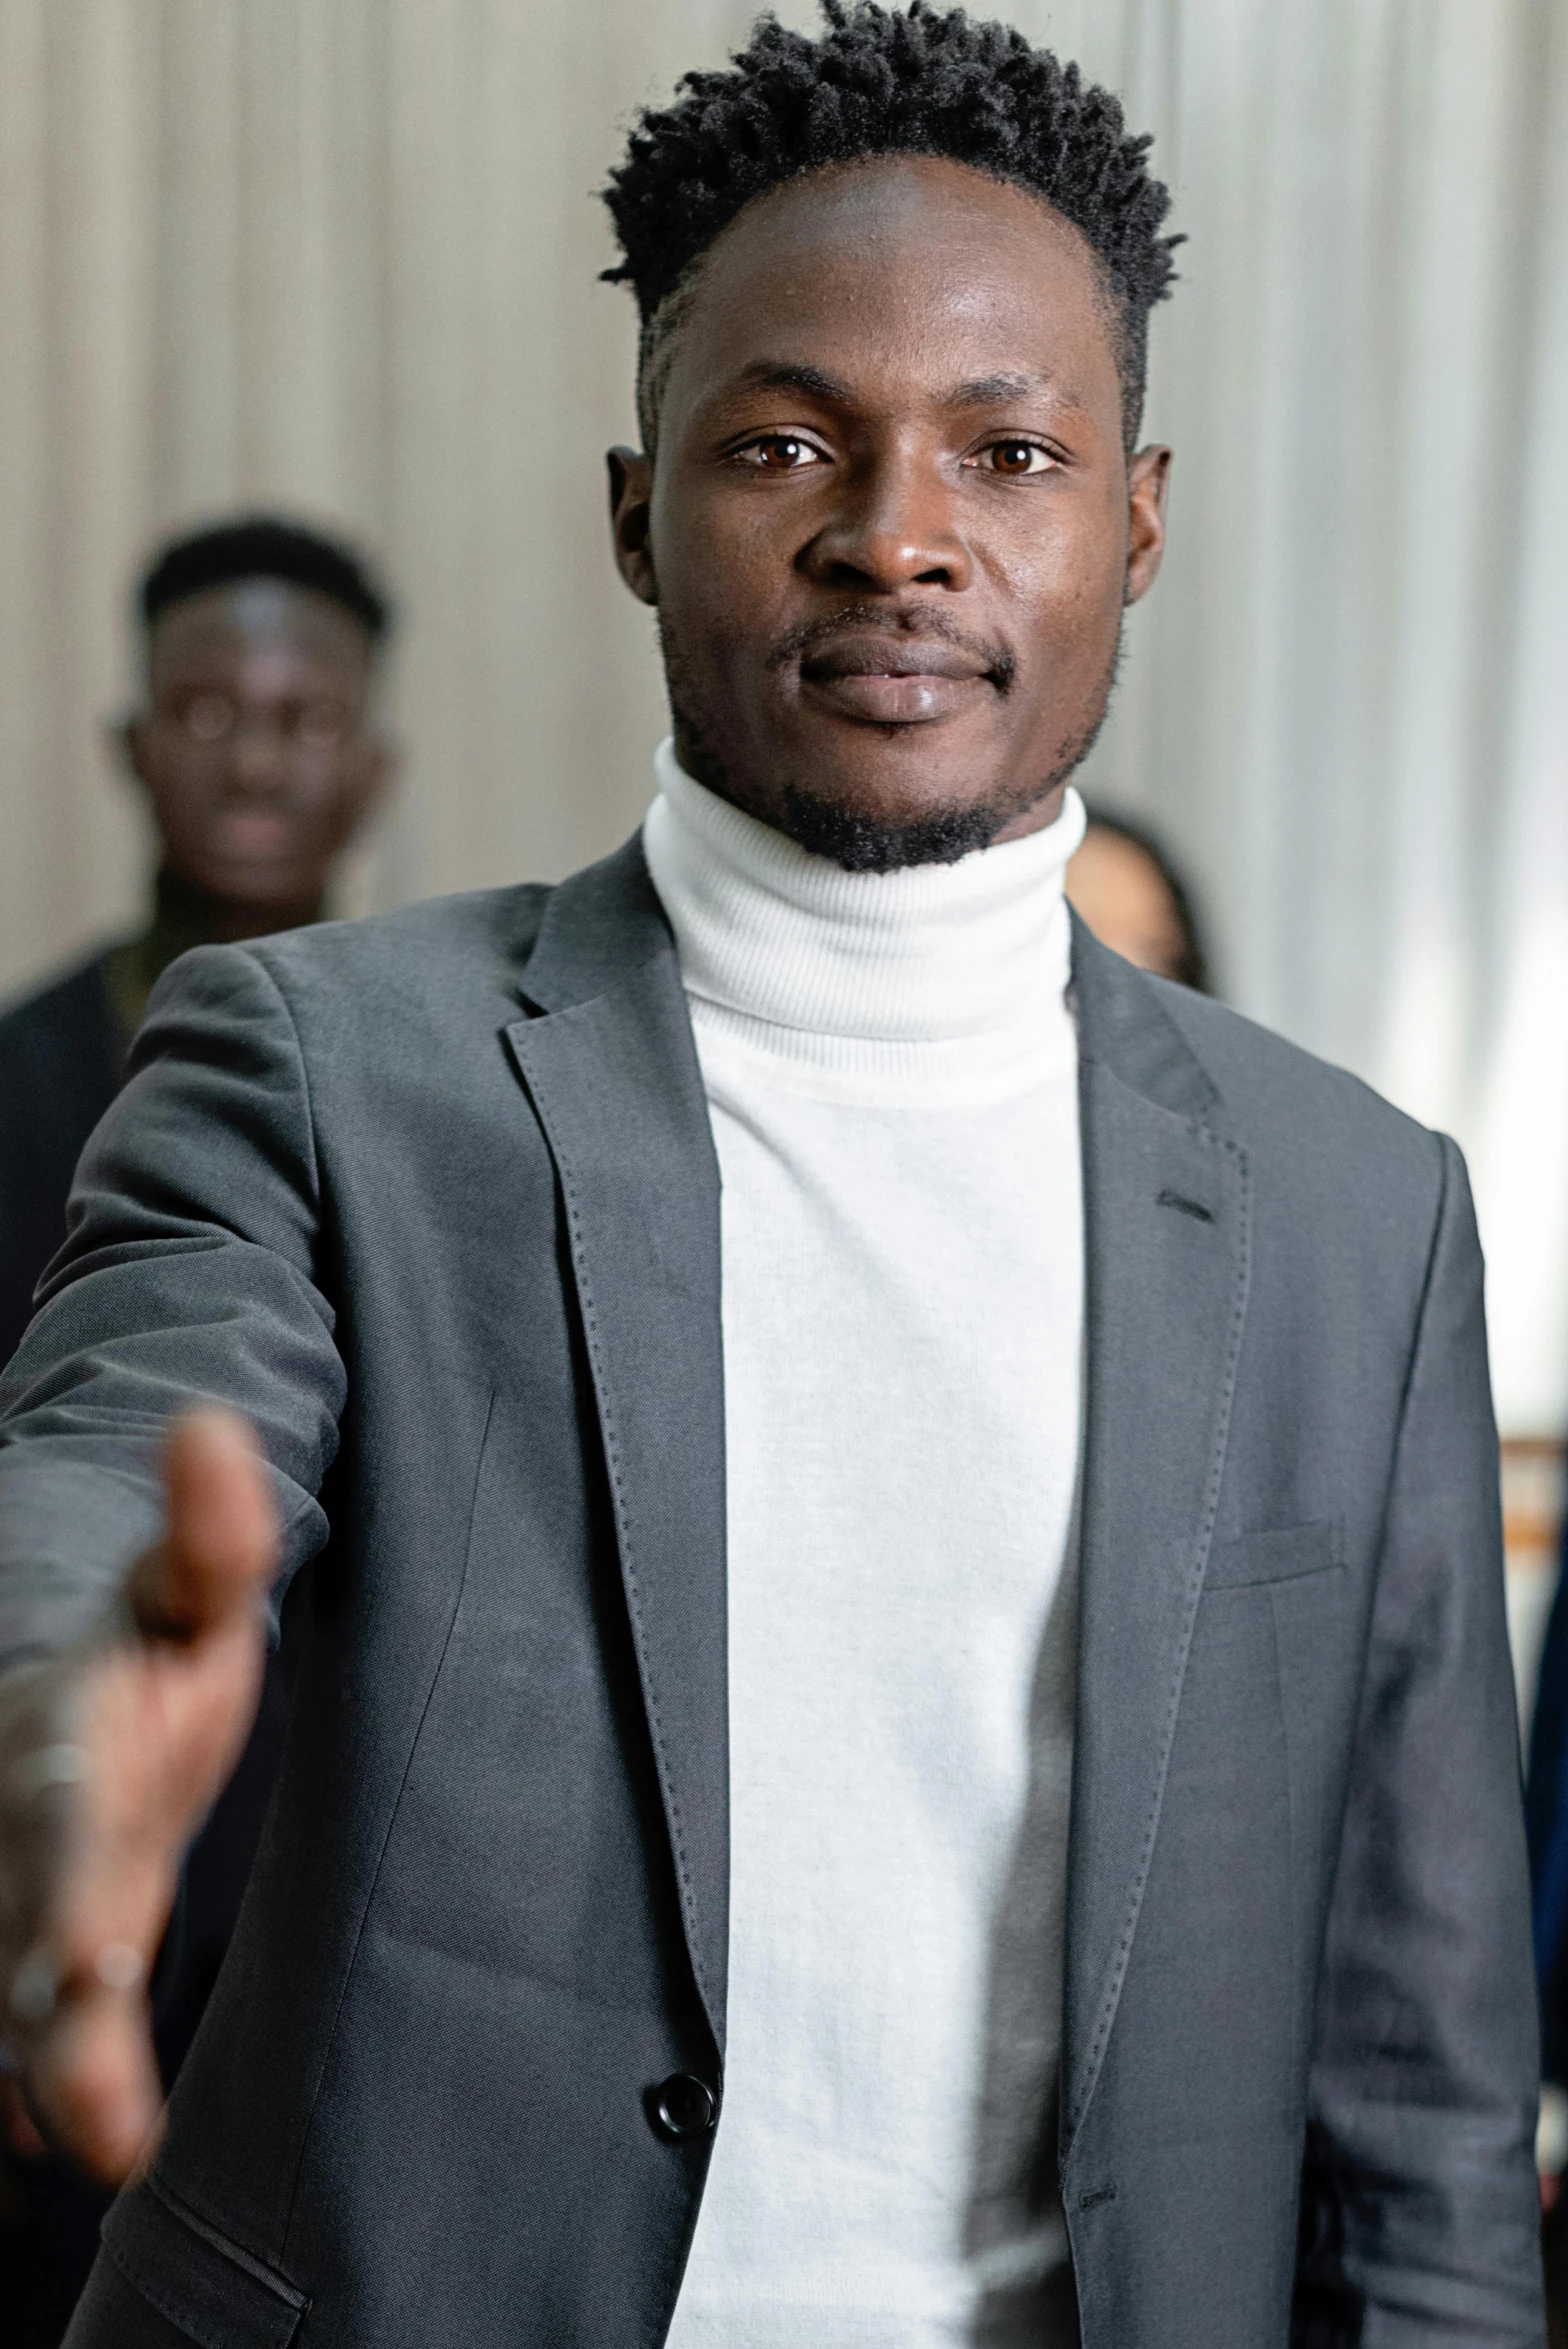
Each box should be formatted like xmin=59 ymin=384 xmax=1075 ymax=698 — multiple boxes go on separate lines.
xmin=0 ymin=836 xmax=1542 ymax=2347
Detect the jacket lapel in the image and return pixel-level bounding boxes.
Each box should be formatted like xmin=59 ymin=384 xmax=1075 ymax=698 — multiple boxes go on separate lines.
xmin=1062 ymin=919 xmax=1252 ymax=2149
xmin=503 ymin=838 xmax=729 ymax=2054
xmin=498 ymin=857 xmax=1248 ymax=2103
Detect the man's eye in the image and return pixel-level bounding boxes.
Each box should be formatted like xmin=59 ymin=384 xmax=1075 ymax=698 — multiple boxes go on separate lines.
xmin=976 ymin=440 xmax=1055 ymax=477
xmin=178 ymin=694 xmax=236 ymax=742
xmin=735 ymin=436 xmax=823 ymax=471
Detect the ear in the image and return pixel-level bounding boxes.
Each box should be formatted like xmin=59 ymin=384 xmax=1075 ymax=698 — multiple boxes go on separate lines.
xmin=608 ymin=446 xmax=658 ymax=606
xmin=1124 ymin=445 xmax=1172 ymax=606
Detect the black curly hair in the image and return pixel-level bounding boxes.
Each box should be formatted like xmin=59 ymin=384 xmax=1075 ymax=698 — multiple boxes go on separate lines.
xmin=140 ymin=516 xmax=392 ymax=645
xmin=603 ymin=1 xmax=1180 ymax=456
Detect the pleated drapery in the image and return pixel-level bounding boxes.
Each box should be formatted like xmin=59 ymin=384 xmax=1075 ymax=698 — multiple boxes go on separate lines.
xmin=1 ymin=0 xmax=1566 ymax=1438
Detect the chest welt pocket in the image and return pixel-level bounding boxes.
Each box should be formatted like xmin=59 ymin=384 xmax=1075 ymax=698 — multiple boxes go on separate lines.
xmin=100 ymin=2176 xmax=306 ymax=2348
xmin=1203 ymin=1520 xmax=1342 ymax=1591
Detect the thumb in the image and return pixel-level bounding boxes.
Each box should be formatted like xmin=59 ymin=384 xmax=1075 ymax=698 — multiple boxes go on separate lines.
xmin=128 ymin=1408 xmax=280 ymax=1645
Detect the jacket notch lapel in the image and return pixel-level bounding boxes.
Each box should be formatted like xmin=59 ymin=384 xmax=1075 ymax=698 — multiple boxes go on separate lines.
xmin=504 ymin=841 xmax=730 ymax=2054
xmin=1063 ymin=926 xmax=1253 ymax=2149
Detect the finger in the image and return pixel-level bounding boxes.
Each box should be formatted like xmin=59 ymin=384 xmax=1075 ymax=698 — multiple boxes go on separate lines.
xmin=130 ymin=1408 xmax=279 ymax=1644
xmin=31 ymin=1980 xmax=165 ymax=2185
xmin=2 ymin=2072 xmax=49 ymax=2159
xmin=64 ymin=1639 xmax=258 ymax=1918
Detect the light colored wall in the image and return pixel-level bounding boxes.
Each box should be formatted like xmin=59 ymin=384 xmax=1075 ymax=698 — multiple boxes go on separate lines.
xmin=2 ymin=0 xmax=1567 ymax=1434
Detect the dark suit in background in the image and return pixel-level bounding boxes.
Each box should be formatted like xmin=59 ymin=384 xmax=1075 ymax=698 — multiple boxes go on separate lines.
xmin=1529 ymin=1518 xmax=1568 ymax=2338
xmin=0 ymin=841 xmax=1541 ymax=2347
xmin=0 ymin=955 xmax=123 ymax=1370
xmin=0 ymin=863 xmax=291 ymax=1365
xmin=1528 ymin=1526 xmax=1568 ymax=2072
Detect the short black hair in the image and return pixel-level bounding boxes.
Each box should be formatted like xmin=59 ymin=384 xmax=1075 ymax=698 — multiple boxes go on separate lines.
xmin=603 ymin=1 xmax=1180 ymax=452
xmin=139 ymin=516 xmax=393 ymax=644
xmin=1083 ymin=807 xmax=1210 ymax=994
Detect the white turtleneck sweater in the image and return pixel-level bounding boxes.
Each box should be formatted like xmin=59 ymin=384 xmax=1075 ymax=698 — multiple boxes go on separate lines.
xmin=644 ymin=743 xmax=1085 ymax=2348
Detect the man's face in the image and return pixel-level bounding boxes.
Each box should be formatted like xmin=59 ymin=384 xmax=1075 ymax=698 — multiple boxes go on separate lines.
xmin=610 ymin=155 xmax=1170 ymax=868
xmin=123 ymin=579 xmax=389 ymax=919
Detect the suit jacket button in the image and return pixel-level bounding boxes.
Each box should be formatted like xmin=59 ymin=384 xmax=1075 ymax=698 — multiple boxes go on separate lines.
xmin=651 ymin=2073 xmax=718 ymax=2140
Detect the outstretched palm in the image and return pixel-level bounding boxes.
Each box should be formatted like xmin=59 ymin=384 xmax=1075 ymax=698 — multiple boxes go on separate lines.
xmin=0 ymin=1409 xmax=276 ymax=2182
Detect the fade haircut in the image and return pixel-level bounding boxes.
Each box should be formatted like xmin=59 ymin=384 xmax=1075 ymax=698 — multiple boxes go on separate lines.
xmin=602 ymin=0 xmax=1180 ymax=457
xmin=140 ymin=516 xmax=393 ymax=646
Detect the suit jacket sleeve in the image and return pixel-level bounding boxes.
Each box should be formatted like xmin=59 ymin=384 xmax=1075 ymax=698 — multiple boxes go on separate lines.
xmin=1305 ymin=1134 xmax=1544 ymax=2343
xmin=0 ymin=942 xmax=344 ymax=1668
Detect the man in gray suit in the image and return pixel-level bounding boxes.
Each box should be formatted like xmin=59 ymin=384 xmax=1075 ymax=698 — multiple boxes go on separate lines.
xmin=0 ymin=8 xmax=1543 ymax=2344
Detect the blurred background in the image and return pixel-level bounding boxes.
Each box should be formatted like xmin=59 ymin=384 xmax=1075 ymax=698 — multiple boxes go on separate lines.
xmin=1 ymin=0 xmax=1566 ymax=1645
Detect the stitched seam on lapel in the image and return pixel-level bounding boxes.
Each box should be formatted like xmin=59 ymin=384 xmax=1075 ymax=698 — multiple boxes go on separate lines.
xmin=1066 ymin=1127 xmax=1254 ymax=2144
xmin=522 ymin=1087 xmax=717 ymax=2038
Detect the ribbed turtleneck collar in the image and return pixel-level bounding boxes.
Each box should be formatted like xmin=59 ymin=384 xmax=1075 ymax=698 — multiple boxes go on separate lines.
xmin=642 ymin=739 xmax=1084 ymax=1106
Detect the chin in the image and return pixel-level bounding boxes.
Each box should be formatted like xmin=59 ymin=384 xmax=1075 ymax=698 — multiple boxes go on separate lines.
xmin=672 ymin=693 xmax=1068 ymax=873
xmin=764 ymin=721 xmax=1041 ymax=873
xmin=773 ymin=779 xmax=1014 ymax=872
xmin=199 ymin=864 xmax=315 ymax=913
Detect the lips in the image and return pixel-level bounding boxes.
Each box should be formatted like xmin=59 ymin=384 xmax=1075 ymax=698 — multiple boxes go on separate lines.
xmin=798 ymin=634 xmax=998 ymax=726
xmin=210 ymin=809 xmax=298 ymax=864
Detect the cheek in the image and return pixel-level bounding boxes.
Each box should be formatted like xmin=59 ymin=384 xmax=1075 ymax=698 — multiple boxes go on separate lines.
xmin=290 ymin=756 xmax=355 ymax=806
xmin=653 ymin=474 xmax=794 ymax=631
xmin=140 ymin=763 xmax=217 ymax=838
xmin=996 ymin=479 xmax=1122 ymax=589
xmin=311 ymin=763 xmax=376 ymax=840
xmin=985 ymin=510 xmax=1125 ymax=682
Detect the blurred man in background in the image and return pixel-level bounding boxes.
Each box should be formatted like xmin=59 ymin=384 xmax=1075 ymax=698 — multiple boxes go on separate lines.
xmin=1065 ymin=808 xmax=1210 ymax=991
xmin=0 ymin=514 xmax=393 ymax=2349
xmin=0 ymin=515 xmax=394 ymax=1371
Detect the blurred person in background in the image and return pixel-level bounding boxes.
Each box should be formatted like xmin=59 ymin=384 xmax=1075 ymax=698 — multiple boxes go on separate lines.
xmin=1065 ymin=807 xmax=1210 ymax=991
xmin=0 ymin=514 xmax=393 ymax=2349
xmin=0 ymin=515 xmax=394 ymax=1370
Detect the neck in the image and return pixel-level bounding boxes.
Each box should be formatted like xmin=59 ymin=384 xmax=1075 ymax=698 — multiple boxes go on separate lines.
xmin=102 ymin=867 xmax=325 ymax=1042
xmin=157 ymin=867 xmax=325 ymax=947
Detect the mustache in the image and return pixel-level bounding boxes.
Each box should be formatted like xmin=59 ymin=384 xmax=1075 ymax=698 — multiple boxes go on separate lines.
xmin=765 ymin=602 xmax=1017 ymax=694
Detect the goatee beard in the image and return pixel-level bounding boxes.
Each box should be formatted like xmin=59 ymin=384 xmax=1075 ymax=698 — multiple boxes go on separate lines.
xmin=661 ymin=618 xmax=1121 ymax=874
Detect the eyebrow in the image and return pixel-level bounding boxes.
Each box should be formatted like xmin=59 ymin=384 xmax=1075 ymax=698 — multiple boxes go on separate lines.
xmin=946 ymin=371 xmax=1043 ymax=406
xmin=729 ymin=361 xmax=855 ymax=403
xmin=721 ymin=361 xmax=1051 ymax=410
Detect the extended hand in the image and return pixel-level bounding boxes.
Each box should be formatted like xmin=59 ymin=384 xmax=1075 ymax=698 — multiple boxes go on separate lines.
xmin=0 ymin=1409 xmax=277 ymax=2182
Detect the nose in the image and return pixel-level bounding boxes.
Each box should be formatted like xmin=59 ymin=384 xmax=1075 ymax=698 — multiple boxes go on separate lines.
xmin=225 ymin=710 xmax=290 ymax=794
xmin=800 ymin=445 xmax=972 ymax=594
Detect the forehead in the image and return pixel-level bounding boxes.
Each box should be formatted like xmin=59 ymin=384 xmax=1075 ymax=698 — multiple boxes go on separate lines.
xmin=666 ymin=153 xmax=1122 ymax=421
xmin=148 ymin=579 xmax=372 ymax=685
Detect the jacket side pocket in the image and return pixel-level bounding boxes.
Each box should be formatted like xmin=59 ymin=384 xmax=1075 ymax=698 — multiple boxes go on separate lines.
xmin=100 ymin=2177 xmax=307 ymax=2349
xmin=1204 ymin=1520 xmax=1342 ymax=1590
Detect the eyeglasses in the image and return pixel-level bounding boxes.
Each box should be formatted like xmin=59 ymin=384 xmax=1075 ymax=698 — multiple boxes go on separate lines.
xmin=165 ymin=693 xmax=352 ymax=750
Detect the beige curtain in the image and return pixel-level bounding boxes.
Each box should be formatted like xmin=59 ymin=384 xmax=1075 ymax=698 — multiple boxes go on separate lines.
xmin=2 ymin=0 xmax=1567 ymax=1445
